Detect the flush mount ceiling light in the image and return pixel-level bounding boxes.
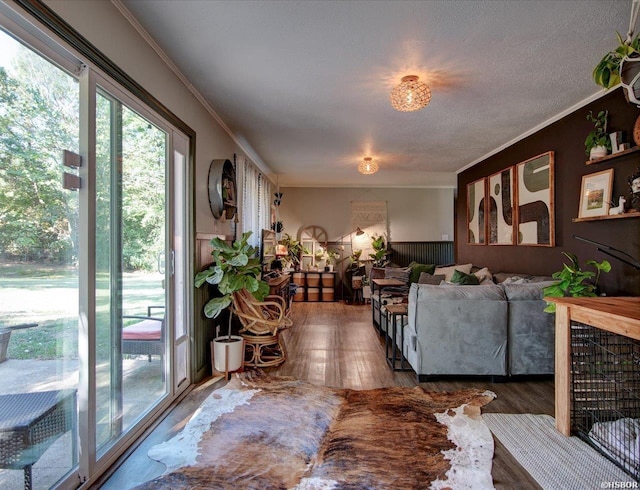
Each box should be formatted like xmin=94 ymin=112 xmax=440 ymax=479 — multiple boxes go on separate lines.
xmin=358 ymin=157 xmax=379 ymax=175
xmin=390 ymin=75 xmax=431 ymax=112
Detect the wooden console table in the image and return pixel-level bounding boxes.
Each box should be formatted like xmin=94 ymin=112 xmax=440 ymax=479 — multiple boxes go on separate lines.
xmin=548 ymin=296 xmax=640 ymax=436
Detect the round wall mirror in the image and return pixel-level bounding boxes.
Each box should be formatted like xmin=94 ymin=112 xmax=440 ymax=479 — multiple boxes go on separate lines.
xmin=208 ymin=159 xmax=237 ymax=220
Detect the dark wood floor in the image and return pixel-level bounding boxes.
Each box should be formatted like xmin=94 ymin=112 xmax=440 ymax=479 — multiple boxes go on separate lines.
xmin=101 ymin=301 xmax=554 ymax=489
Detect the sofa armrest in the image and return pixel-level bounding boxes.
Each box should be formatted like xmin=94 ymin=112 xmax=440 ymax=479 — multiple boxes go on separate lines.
xmin=407 ymin=284 xmax=508 ymax=376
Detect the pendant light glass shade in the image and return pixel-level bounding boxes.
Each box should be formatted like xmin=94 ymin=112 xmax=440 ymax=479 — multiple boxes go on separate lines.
xmin=390 ymin=75 xmax=431 ymax=112
xmin=358 ymin=157 xmax=378 ymax=175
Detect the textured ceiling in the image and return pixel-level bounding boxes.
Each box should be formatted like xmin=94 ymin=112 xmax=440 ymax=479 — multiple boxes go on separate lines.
xmin=120 ymin=0 xmax=631 ymax=187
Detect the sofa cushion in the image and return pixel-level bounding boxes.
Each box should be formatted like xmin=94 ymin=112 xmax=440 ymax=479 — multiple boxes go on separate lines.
xmin=408 ymin=262 xmax=436 ymax=283
xmin=502 ymin=281 xmax=559 ymax=301
xmin=494 ymin=272 xmax=555 ymax=284
xmin=385 ymin=266 xmax=411 ymax=283
xmin=450 ymin=269 xmax=480 ymax=285
xmin=415 ymin=283 xmax=506 ymax=301
xmin=417 ymin=272 xmax=445 ymax=285
xmin=434 ymin=263 xmax=472 ymax=281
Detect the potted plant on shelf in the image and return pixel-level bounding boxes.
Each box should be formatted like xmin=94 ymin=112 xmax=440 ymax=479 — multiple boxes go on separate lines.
xmin=195 ymin=231 xmax=270 ymax=375
xmin=279 ymin=233 xmax=308 ymax=270
xmin=324 ymin=248 xmax=339 ymax=272
xmin=585 ymin=110 xmax=611 ymax=160
xmin=543 ymin=252 xmax=611 ymax=313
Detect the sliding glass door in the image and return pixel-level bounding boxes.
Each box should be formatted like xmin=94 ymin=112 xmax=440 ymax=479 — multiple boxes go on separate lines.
xmin=0 ymin=27 xmax=80 ymax=490
xmin=0 ymin=6 xmax=192 ymax=487
xmin=94 ymin=87 xmax=169 ymax=453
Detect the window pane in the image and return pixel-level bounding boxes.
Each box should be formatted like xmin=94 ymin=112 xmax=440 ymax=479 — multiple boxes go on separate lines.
xmin=95 ymin=89 xmax=168 ymax=453
xmin=0 ymin=28 xmax=79 ymax=489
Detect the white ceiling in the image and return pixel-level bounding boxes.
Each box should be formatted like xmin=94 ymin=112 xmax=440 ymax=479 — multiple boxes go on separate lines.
xmin=120 ymin=0 xmax=631 ymax=188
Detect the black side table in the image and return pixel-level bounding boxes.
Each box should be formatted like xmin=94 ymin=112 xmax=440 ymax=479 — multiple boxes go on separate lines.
xmin=384 ymin=304 xmax=411 ymax=372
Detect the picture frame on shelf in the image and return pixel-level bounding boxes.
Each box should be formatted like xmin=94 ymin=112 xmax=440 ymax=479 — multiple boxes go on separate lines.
xmin=487 ymin=167 xmax=515 ymax=245
xmin=578 ymin=168 xmax=614 ymax=219
xmin=466 ymin=178 xmax=487 ymax=245
xmin=515 ymin=151 xmax=555 ymax=247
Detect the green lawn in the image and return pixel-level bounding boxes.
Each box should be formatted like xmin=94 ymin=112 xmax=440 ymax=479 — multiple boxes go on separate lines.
xmin=1 ymin=262 xmax=164 ymax=360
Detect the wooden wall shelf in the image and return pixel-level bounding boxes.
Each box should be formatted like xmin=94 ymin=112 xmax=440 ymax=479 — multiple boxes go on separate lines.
xmin=573 ymin=211 xmax=640 ymax=222
xmin=586 ymin=146 xmax=640 ymax=165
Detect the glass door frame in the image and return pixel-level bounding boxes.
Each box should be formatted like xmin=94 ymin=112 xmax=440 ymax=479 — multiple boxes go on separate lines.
xmin=78 ymin=70 xmax=193 ymax=483
xmin=0 ymin=2 xmax=196 ymax=486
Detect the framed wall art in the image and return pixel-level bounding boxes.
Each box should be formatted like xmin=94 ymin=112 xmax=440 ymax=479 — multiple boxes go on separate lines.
xmin=515 ymin=151 xmax=555 ymax=247
xmin=467 ymin=178 xmax=487 ymax=245
xmin=487 ymin=167 xmax=515 ymax=245
xmin=578 ymin=169 xmax=614 ymax=219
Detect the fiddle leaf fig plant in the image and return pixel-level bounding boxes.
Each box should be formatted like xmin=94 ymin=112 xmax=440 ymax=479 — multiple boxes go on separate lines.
xmin=369 ymin=234 xmax=388 ymax=267
xmin=543 ymin=252 xmax=611 ymax=313
xmin=195 ymin=231 xmax=270 ymax=323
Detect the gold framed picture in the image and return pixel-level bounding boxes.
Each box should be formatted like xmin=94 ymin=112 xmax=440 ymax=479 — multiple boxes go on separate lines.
xmin=467 ymin=178 xmax=487 ymax=245
xmin=515 ymin=151 xmax=555 ymax=247
xmin=578 ymin=169 xmax=614 ymax=219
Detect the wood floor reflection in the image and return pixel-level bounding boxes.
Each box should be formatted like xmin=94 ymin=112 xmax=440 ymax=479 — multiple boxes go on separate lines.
xmin=101 ymin=301 xmax=553 ymax=490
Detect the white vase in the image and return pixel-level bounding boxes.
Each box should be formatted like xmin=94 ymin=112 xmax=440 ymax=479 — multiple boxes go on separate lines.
xmin=589 ymin=145 xmax=608 ymax=160
xmin=212 ymin=335 xmax=243 ymax=373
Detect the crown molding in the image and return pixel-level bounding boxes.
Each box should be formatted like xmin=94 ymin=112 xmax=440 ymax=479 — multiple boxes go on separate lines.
xmin=111 ymin=0 xmax=272 ymax=178
xmin=456 ymin=87 xmax=617 ymax=174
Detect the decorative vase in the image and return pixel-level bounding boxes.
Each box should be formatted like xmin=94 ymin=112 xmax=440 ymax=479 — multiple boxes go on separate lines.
xmin=589 ymin=145 xmax=608 ymax=160
xmin=212 ymin=335 xmax=244 ymax=373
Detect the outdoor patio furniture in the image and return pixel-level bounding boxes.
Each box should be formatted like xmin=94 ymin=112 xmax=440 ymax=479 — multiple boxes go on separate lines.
xmin=122 ymin=305 xmax=165 ymax=362
xmin=0 ymin=389 xmax=77 ymax=490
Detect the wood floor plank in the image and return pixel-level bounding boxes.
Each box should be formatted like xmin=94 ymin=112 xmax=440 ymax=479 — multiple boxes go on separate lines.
xmin=99 ymin=301 xmax=553 ymax=489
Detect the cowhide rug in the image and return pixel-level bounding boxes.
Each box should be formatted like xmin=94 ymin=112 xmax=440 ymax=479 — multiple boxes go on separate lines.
xmin=136 ymin=371 xmax=496 ymax=489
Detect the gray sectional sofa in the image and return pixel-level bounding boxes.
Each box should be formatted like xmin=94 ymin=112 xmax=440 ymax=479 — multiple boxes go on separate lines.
xmin=401 ymin=276 xmax=556 ymax=381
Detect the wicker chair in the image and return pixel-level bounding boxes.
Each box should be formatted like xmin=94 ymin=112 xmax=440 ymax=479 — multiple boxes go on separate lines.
xmin=231 ymin=289 xmax=293 ymax=367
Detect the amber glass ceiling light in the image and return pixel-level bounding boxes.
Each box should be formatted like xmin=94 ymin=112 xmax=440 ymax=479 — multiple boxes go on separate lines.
xmin=358 ymin=157 xmax=378 ymax=175
xmin=390 ymin=75 xmax=431 ymax=112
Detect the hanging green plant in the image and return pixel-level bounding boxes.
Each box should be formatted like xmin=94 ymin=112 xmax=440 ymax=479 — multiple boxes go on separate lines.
xmin=593 ymin=32 xmax=640 ymax=89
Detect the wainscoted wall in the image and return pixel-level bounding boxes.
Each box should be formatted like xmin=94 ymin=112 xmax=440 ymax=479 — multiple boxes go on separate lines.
xmin=456 ymin=88 xmax=640 ymax=296
xmin=278 ymin=187 xmax=455 ymax=242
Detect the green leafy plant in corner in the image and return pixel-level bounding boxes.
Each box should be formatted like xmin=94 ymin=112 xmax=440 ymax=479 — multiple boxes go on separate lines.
xmin=543 ymin=252 xmax=611 ymax=313
xmin=369 ymin=234 xmax=388 ymax=267
xmin=584 ymin=110 xmax=611 ymax=157
xmin=195 ymin=232 xmax=269 ymax=337
xmin=593 ymin=32 xmax=640 ymax=89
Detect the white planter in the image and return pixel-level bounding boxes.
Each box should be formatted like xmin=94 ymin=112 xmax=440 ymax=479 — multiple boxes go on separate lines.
xmin=589 ymin=145 xmax=608 ymax=160
xmin=212 ymin=335 xmax=244 ymax=373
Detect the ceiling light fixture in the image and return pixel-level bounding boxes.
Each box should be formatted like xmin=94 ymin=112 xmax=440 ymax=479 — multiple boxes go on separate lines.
xmin=390 ymin=75 xmax=431 ymax=112
xmin=358 ymin=157 xmax=378 ymax=175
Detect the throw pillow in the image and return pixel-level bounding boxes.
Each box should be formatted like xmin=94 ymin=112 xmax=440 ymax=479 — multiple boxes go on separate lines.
xmin=417 ymin=272 xmax=446 ymax=285
xmin=408 ymin=262 xmax=436 ymax=283
xmin=450 ymin=269 xmax=480 ymax=285
xmin=384 ymin=266 xmax=411 ymax=284
xmin=473 ymin=267 xmax=494 ymax=285
xmin=434 ymin=263 xmax=472 ymax=281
